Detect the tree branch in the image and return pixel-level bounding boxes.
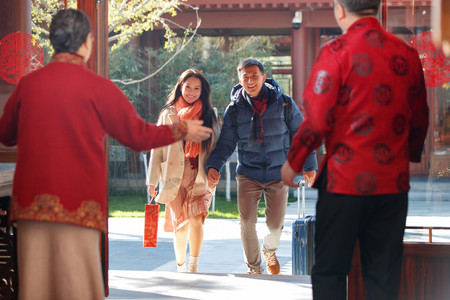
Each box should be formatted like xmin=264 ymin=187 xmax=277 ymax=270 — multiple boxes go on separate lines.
xmin=111 ymin=4 xmax=200 ymax=85
xmin=108 ymin=0 xmax=181 ymax=36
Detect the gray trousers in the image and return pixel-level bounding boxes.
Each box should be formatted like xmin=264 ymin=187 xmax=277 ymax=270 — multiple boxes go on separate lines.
xmin=236 ymin=175 xmax=289 ymax=272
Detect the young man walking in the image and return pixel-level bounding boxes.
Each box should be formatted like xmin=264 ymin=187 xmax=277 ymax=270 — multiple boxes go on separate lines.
xmin=207 ymin=58 xmax=317 ymax=275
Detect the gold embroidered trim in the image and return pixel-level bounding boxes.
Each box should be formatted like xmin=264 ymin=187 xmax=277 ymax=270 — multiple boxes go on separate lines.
xmin=171 ymin=121 xmax=188 ymax=141
xmin=11 ymin=194 xmax=106 ymax=232
xmin=50 ymin=52 xmax=86 ymax=66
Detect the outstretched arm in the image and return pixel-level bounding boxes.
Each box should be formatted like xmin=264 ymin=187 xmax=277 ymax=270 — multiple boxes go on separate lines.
xmin=206 ymin=103 xmax=238 ymax=173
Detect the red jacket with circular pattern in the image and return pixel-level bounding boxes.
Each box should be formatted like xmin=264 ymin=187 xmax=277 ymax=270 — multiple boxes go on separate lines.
xmin=288 ymin=17 xmax=429 ymax=195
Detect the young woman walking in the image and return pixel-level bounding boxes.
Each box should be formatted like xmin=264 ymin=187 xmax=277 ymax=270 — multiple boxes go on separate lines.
xmin=147 ymin=69 xmax=220 ymax=272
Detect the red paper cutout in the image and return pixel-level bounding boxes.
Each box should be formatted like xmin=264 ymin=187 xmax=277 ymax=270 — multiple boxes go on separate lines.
xmin=0 ymin=32 xmax=44 ymax=85
xmin=411 ymin=31 xmax=450 ymax=88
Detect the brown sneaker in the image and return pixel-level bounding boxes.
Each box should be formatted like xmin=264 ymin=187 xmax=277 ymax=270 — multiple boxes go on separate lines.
xmin=263 ymin=252 xmax=280 ymax=275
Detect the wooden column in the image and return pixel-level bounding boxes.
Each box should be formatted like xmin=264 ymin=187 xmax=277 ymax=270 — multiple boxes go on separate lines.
xmin=0 ymin=0 xmax=31 ymax=160
xmin=77 ymin=0 xmax=108 ymax=76
xmin=0 ymin=0 xmax=31 ymax=45
xmin=381 ymin=0 xmax=387 ymax=29
xmin=291 ymin=24 xmax=307 ymax=106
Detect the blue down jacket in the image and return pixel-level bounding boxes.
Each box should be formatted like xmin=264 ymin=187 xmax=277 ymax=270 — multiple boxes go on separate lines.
xmin=206 ymin=78 xmax=318 ymax=183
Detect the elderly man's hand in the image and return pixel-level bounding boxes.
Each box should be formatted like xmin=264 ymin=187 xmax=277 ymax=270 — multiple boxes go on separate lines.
xmin=303 ymin=170 xmax=317 ymax=187
xmin=207 ymin=168 xmax=221 ymax=188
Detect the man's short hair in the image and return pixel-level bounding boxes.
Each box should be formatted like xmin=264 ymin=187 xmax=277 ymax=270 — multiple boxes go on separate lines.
xmin=237 ymin=58 xmax=265 ymax=75
xmin=337 ymin=0 xmax=381 ymax=16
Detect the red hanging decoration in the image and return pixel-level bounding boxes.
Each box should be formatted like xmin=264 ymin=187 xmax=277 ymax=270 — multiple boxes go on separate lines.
xmin=0 ymin=32 xmax=44 ymax=85
xmin=411 ymin=31 xmax=450 ymax=87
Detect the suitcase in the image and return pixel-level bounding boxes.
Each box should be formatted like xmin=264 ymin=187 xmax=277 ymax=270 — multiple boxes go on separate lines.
xmin=292 ymin=179 xmax=316 ymax=275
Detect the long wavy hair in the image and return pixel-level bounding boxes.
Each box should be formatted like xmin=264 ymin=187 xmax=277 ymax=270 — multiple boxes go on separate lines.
xmin=162 ymin=69 xmax=217 ymax=151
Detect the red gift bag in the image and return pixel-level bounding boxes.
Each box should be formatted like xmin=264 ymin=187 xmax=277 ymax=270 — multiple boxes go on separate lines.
xmin=143 ymin=198 xmax=159 ymax=248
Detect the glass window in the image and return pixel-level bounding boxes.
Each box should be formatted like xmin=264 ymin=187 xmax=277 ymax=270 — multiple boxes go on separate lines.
xmin=306 ymin=2 xmax=449 ymax=242
xmin=385 ymin=2 xmax=450 ymax=243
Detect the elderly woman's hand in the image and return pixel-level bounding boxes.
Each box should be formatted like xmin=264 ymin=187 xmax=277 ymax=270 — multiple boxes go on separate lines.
xmin=183 ymin=120 xmax=213 ymax=142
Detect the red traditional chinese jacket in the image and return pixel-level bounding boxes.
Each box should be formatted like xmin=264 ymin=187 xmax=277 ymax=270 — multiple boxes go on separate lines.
xmin=0 ymin=53 xmax=178 ymax=232
xmin=288 ymin=18 xmax=429 ymax=195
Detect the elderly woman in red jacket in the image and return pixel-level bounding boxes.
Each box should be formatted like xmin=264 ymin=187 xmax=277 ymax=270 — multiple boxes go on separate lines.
xmin=0 ymin=9 xmax=212 ymax=300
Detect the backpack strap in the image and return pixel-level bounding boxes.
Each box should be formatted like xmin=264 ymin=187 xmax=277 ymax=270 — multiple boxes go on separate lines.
xmin=229 ymin=102 xmax=238 ymax=129
xmin=282 ymin=94 xmax=293 ymax=142
xmin=230 ymin=95 xmax=292 ymax=140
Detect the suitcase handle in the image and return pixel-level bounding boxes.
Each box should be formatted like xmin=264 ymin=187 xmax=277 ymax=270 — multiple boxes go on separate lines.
xmin=297 ymin=179 xmax=306 ymax=219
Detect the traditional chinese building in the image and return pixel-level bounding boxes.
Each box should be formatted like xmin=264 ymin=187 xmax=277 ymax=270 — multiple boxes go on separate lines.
xmin=0 ymin=1 xmax=449 ymax=299
xmin=154 ymin=0 xmax=440 ymax=177
xmin=1 ymin=0 xmax=446 ymax=177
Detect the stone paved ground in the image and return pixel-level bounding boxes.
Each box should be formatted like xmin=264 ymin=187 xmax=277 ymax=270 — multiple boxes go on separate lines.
xmin=106 ymin=177 xmax=450 ymax=299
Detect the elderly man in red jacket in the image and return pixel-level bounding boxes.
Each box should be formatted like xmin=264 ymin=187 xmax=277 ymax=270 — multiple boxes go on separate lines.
xmin=282 ymin=0 xmax=429 ymax=299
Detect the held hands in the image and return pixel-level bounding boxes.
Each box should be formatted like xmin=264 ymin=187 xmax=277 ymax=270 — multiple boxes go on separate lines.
xmin=207 ymin=168 xmax=221 ymax=189
xmin=184 ymin=120 xmax=213 ymax=142
xmin=148 ymin=185 xmax=157 ymax=198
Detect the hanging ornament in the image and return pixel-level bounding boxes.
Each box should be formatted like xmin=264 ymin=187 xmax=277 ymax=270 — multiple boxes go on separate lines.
xmin=411 ymin=31 xmax=450 ymax=87
xmin=0 ymin=32 xmax=44 ymax=85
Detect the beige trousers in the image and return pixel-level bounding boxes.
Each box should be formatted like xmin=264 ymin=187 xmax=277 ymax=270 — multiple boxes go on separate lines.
xmin=236 ymin=175 xmax=289 ymax=272
xmin=16 ymin=221 xmax=104 ymax=300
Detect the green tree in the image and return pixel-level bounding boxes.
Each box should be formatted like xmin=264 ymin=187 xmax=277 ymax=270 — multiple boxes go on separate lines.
xmin=139 ymin=35 xmax=278 ymax=121
xmin=108 ymin=46 xmax=146 ymax=105
xmin=107 ymin=35 xmax=282 ymax=191
xmin=31 ymin=0 xmax=191 ymax=56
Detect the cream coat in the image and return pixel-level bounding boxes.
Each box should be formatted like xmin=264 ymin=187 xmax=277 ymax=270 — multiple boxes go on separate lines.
xmin=147 ymin=106 xmax=219 ymax=204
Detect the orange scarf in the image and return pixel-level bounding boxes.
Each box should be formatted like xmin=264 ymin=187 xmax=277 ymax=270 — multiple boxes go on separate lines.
xmin=175 ymin=96 xmax=203 ymax=158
